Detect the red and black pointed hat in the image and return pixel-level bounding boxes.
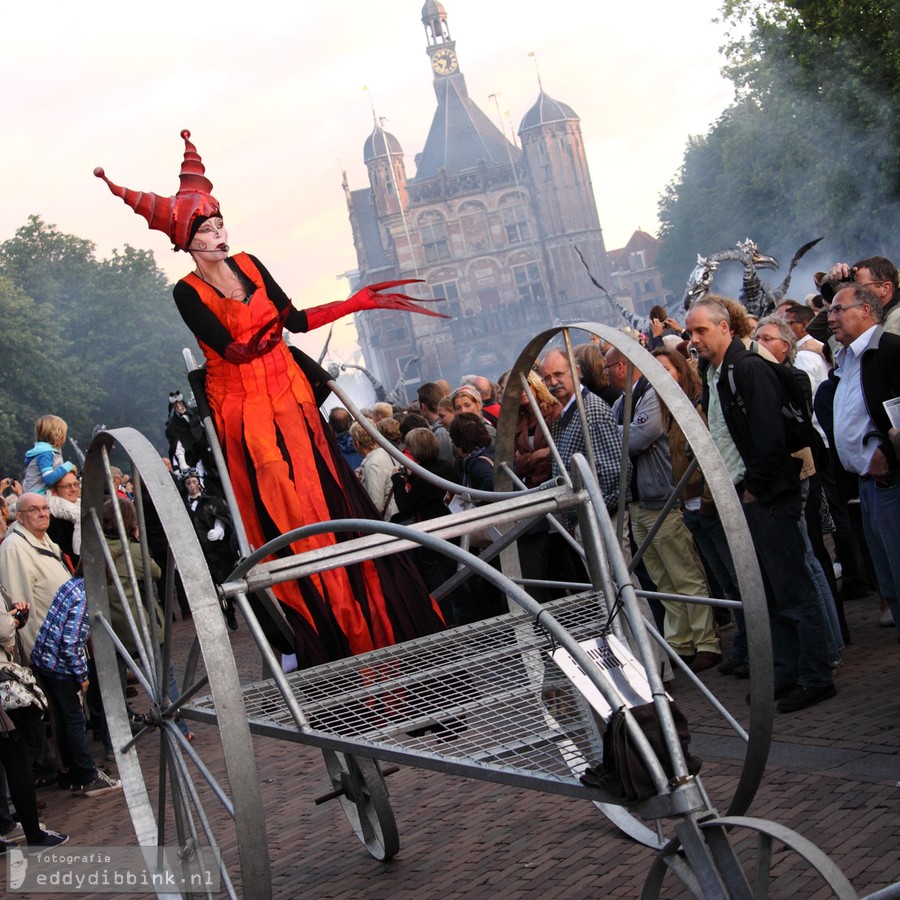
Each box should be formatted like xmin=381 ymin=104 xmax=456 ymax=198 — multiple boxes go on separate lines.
xmin=94 ymin=129 xmax=221 ymax=251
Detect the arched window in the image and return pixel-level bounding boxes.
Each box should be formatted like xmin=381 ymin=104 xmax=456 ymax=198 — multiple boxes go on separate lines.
xmin=498 ymin=193 xmax=532 ymax=245
xmin=417 ymin=211 xmax=450 ymax=263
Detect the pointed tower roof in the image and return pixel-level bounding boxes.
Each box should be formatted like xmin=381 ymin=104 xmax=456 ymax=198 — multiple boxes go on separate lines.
xmin=364 ymin=122 xmax=403 ymax=163
xmin=519 ymin=91 xmax=579 ymax=132
xmin=415 ymin=77 xmax=520 ymax=180
xmin=414 ymin=0 xmax=519 ymax=180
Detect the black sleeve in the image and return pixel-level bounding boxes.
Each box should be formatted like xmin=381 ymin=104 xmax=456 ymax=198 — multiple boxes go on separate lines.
xmin=734 ymin=355 xmax=789 ymax=494
xmin=245 ymin=254 xmax=309 ymax=333
xmin=173 ymin=279 xmax=233 ymax=358
xmin=391 ymin=473 xmax=419 ymax=519
xmin=172 ymin=256 xmax=311 ymax=358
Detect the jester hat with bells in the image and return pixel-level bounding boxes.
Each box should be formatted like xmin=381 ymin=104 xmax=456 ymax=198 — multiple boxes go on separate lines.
xmin=94 ymin=130 xmax=220 ymax=252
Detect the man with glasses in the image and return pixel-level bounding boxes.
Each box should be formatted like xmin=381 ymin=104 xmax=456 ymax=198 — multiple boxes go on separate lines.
xmin=828 ymin=284 xmax=900 ymax=636
xmin=686 ymin=298 xmax=836 ymax=712
xmin=776 ymin=303 xmax=873 ymax=604
xmin=0 ymin=493 xmax=71 ymax=657
xmin=47 ymin=472 xmax=81 ymax=567
xmin=777 ymin=302 xmax=831 ymax=392
xmin=538 ymin=347 xmax=625 ymax=518
xmin=821 ymin=256 xmax=900 ymax=335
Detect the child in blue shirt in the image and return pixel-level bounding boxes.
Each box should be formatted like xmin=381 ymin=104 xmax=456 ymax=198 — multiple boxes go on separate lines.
xmin=22 ymin=415 xmax=75 ymax=495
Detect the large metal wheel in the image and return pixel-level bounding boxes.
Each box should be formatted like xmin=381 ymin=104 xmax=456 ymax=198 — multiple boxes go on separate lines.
xmin=320 ymin=750 xmax=399 ymax=861
xmin=81 ymin=428 xmax=271 ymax=900
xmin=642 ymin=816 xmax=859 ymax=898
xmin=492 ymin=324 xmax=773 ymax=846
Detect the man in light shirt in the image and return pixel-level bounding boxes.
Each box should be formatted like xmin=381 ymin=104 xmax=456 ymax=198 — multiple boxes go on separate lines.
xmin=828 ymin=284 xmax=900 ymax=636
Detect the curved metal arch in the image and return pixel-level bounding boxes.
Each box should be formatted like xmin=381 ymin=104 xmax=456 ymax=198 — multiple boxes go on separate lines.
xmin=82 ymin=428 xmax=271 ymax=899
xmin=492 ymin=322 xmax=773 ymax=818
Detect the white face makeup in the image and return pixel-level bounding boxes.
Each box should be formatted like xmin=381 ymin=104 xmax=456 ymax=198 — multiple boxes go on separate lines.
xmin=190 ymin=216 xmax=229 ymax=256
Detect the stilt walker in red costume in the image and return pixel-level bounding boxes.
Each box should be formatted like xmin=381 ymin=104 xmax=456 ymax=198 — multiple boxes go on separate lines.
xmin=95 ymin=130 xmax=446 ymax=667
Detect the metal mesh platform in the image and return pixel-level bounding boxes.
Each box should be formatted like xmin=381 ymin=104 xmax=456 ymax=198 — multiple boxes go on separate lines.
xmin=187 ymin=592 xmax=616 ymax=791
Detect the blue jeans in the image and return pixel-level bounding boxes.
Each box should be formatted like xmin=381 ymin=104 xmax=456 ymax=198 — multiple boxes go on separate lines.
xmin=858 ymin=476 xmax=900 ymax=636
xmin=741 ymin=491 xmax=834 ymax=689
xmin=798 ymin=477 xmax=843 ymax=662
xmin=37 ymin=671 xmax=98 ymax=784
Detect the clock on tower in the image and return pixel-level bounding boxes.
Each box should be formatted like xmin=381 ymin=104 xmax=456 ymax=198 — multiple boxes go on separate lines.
xmin=430 ymin=47 xmax=459 ymax=75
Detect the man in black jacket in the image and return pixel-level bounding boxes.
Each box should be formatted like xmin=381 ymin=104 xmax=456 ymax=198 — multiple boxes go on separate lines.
xmin=182 ymin=472 xmax=238 ymax=629
xmin=686 ymin=297 xmax=835 ymax=712
xmin=828 ymin=285 xmax=900 ymax=637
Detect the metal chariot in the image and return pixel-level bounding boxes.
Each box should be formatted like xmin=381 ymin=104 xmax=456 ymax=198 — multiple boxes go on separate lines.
xmin=80 ymin=324 xmax=884 ymax=899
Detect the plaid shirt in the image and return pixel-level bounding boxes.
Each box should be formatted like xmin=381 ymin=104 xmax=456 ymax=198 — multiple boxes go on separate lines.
xmin=549 ymin=387 xmax=629 ymax=516
xmin=30 ymin=577 xmax=89 ymax=682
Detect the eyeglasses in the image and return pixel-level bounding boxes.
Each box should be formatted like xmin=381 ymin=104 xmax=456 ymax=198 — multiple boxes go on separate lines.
xmin=827 ymin=302 xmax=867 ymax=316
xmin=19 ymin=506 xmax=50 ymax=515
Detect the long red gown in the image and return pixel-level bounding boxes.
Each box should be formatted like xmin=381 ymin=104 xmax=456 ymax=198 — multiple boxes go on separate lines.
xmin=173 ymin=253 xmax=443 ymax=666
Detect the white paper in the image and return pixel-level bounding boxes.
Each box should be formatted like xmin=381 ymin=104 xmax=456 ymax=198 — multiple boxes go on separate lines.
xmin=884 ymin=397 xmax=900 ymax=430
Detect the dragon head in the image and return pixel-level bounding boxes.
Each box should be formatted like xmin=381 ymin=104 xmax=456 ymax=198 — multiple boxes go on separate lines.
xmin=737 ymin=238 xmax=779 ymax=270
xmin=682 ymin=255 xmax=719 ymax=309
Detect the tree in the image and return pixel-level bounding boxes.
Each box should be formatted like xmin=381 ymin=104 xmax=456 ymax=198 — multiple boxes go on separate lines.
xmin=0 ymin=275 xmax=93 ymax=466
xmin=0 ymin=217 xmax=194 ymax=471
xmin=657 ymin=0 xmax=900 ymax=295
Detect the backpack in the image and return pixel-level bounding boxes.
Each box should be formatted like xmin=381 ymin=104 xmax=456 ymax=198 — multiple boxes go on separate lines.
xmin=726 ymin=356 xmax=815 ymax=453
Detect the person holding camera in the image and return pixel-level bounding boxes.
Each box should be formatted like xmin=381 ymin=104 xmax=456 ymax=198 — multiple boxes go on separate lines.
xmin=0 ymin=477 xmax=22 ymax=499
xmin=819 ymin=257 xmax=899 ymax=336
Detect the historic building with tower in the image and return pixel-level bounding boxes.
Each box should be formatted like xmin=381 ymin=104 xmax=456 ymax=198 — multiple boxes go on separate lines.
xmin=343 ymin=1 xmax=625 ymax=389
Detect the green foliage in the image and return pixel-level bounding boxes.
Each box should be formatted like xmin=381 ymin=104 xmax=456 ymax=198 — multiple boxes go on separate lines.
xmin=0 ymin=275 xmax=93 ymax=466
xmin=657 ymin=0 xmax=900 ymax=295
xmin=0 ymin=216 xmax=194 ymax=472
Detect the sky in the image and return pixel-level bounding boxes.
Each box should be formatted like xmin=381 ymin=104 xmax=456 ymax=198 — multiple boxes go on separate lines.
xmin=1 ymin=0 xmax=735 ymax=366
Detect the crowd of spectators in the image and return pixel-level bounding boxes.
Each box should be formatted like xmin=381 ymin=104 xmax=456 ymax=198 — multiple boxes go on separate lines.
xmin=334 ymin=253 xmax=899 ymax=715
xmin=1 ymin=251 xmax=897 ymax=851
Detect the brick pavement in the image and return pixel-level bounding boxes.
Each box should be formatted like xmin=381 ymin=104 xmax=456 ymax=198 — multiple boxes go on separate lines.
xmin=4 ymin=592 xmax=898 ymax=898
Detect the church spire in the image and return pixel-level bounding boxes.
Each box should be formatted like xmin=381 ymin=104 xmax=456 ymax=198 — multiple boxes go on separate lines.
xmin=422 ymin=1 xmax=452 ymax=47
xmin=422 ymin=1 xmax=460 ymax=85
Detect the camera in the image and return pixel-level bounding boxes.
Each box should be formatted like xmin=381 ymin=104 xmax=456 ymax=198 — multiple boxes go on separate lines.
xmin=11 ymin=608 xmax=29 ymax=627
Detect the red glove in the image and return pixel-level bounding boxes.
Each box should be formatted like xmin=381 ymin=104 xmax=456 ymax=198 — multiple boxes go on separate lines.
xmin=224 ymin=307 xmax=290 ymax=364
xmin=305 ymin=279 xmax=450 ymax=331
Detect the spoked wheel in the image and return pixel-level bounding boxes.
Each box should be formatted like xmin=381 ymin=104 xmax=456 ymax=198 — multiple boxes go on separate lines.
xmin=493 ymin=324 xmax=773 ymax=848
xmin=81 ymin=428 xmax=270 ymax=900
xmin=642 ymin=816 xmax=859 ymax=898
xmin=320 ymin=750 xmax=399 ymax=861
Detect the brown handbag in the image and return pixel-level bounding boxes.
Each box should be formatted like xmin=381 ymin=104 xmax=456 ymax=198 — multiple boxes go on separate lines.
xmin=580 ymin=700 xmax=702 ymax=802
